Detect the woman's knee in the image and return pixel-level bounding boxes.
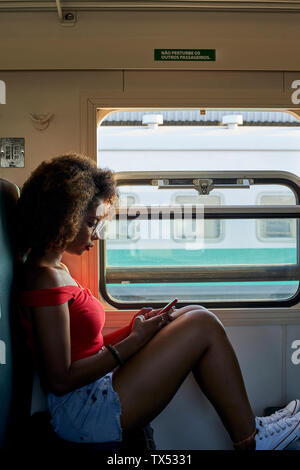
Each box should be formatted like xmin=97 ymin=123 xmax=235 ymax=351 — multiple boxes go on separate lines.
xmin=181 ymin=307 xmax=225 ymax=333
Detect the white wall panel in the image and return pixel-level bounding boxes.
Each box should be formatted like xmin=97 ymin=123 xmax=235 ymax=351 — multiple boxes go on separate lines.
xmin=152 ymin=325 xmax=283 ymax=450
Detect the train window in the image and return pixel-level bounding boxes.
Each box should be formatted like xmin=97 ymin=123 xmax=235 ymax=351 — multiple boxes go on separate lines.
xmin=257 ymin=194 xmax=296 ymax=241
xmin=98 ymin=109 xmax=300 ymax=309
xmin=172 ymin=193 xmax=222 ymax=242
xmin=99 ymin=172 xmax=300 ymax=309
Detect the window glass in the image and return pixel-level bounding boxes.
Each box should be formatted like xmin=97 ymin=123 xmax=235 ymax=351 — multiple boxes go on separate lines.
xmin=173 ymin=194 xmax=222 ymax=241
xmin=103 ymin=181 xmax=298 ymax=305
xmin=258 ymin=194 xmax=296 ymax=240
xmin=98 ymin=109 xmax=300 ymax=307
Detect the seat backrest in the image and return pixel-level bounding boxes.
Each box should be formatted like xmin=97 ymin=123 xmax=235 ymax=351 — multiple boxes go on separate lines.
xmin=0 ymin=178 xmax=21 ymax=449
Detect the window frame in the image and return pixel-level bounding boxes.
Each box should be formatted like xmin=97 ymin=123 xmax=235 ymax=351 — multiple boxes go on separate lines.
xmin=99 ymin=170 xmax=300 ymax=310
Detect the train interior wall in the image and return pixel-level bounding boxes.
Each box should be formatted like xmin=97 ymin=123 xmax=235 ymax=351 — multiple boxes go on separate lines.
xmin=1 ymin=8 xmax=300 ymax=449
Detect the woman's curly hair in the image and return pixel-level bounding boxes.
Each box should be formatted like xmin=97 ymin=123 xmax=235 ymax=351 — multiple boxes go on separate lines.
xmin=17 ymin=153 xmax=116 ymax=259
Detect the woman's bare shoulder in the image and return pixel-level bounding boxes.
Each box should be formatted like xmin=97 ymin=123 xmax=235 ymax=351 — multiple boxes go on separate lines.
xmin=22 ymin=264 xmax=66 ymax=291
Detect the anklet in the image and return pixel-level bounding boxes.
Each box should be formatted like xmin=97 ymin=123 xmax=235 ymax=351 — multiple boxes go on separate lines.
xmin=233 ymin=428 xmax=257 ymax=448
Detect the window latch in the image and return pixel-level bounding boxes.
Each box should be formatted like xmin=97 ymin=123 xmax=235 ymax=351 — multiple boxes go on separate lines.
xmin=153 ymin=178 xmax=252 ymax=195
xmin=193 ymin=178 xmax=252 ymax=195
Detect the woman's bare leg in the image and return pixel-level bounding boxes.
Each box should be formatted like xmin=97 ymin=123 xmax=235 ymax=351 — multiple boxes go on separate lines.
xmin=112 ymin=308 xmax=255 ymax=443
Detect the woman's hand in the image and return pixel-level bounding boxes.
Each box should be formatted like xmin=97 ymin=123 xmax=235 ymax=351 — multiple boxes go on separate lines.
xmin=143 ymin=307 xmax=177 ymax=320
xmin=128 ymin=306 xmax=176 ymax=334
xmin=130 ymin=311 xmax=172 ymax=349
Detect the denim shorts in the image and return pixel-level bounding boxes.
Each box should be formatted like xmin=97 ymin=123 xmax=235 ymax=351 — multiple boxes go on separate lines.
xmin=47 ymin=372 xmax=122 ymax=443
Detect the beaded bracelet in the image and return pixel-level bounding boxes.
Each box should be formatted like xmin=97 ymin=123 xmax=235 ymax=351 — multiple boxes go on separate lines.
xmin=107 ymin=344 xmax=124 ymax=366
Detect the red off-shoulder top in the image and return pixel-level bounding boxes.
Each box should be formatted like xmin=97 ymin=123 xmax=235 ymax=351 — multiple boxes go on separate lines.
xmin=19 ymin=280 xmax=136 ymax=363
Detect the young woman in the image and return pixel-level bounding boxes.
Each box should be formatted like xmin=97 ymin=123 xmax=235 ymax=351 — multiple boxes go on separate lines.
xmin=17 ymin=153 xmax=300 ymax=451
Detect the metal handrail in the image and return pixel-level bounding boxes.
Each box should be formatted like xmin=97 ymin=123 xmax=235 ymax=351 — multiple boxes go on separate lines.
xmin=111 ymin=205 xmax=300 ymax=219
xmin=106 ymin=264 xmax=300 ymax=283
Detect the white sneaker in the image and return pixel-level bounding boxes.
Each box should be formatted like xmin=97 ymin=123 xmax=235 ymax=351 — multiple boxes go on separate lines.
xmin=255 ymin=412 xmax=300 ymax=450
xmin=257 ymin=399 xmax=300 ymax=426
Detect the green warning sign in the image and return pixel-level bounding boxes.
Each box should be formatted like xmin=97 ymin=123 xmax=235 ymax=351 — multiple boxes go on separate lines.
xmin=154 ymin=49 xmax=216 ymax=61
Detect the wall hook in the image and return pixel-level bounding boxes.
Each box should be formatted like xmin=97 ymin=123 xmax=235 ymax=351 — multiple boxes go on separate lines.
xmin=30 ymin=113 xmax=54 ymax=131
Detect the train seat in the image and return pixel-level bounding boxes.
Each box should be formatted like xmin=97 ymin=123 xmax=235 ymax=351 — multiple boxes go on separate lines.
xmin=0 ymin=178 xmax=20 ymax=449
xmin=0 ymin=177 xmax=155 ymax=452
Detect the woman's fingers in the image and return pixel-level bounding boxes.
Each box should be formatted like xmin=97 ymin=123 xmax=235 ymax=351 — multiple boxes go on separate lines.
xmin=134 ymin=315 xmax=145 ymax=322
xmin=143 ymin=308 xmax=155 ymax=319
xmin=138 ymin=307 xmax=152 ymax=315
xmin=135 ymin=307 xmax=152 ymax=320
xmin=139 ymin=312 xmax=171 ymax=328
xmin=134 ymin=311 xmax=173 ymax=333
xmin=145 ymin=307 xmax=176 ymax=319
xmin=151 ymin=312 xmax=172 ymax=328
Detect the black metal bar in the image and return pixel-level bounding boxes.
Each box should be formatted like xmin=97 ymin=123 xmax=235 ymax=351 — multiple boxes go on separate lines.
xmin=111 ymin=205 xmax=300 ymax=220
xmin=106 ymin=264 xmax=299 ymax=284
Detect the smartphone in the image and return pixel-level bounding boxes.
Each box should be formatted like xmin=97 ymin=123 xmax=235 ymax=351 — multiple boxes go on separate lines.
xmin=158 ymin=298 xmax=178 ymax=314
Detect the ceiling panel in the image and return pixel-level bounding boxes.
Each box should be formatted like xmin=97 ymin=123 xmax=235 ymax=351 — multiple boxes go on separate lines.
xmin=1 ymin=0 xmax=300 ymax=12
